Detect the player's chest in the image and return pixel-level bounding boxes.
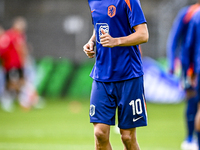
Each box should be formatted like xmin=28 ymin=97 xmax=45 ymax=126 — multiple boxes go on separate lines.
xmin=89 ymin=0 xmax=125 ymax=20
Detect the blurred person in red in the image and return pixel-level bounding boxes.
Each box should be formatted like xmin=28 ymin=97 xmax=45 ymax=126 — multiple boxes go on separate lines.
xmin=0 ymin=17 xmax=40 ymax=112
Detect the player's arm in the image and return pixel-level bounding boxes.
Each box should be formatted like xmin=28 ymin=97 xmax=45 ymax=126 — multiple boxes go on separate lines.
xmin=167 ymin=8 xmax=186 ymax=73
xmin=100 ymin=23 xmax=148 ymax=48
xmin=14 ymin=39 xmax=28 ymax=66
xmin=83 ymin=29 xmax=96 ymax=58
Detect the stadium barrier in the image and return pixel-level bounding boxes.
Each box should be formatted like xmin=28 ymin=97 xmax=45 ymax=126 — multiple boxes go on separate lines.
xmin=35 ymin=57 xmax=94 ymax=99
xmin=35 ymin=57 xmax=54 ymax=95
xmin=45 ymin=59 xmax=74 ymax=98
xmin=67 ymin=60 xmax=93 ymax=99
xmin=34 ymin=57 xmax=184 ymax=103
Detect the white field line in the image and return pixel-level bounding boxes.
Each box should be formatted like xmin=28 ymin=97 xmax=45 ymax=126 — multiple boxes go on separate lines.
xmin=139 ymin=148 xmax=179 ymax=150
xmin=0 ymin=143 xmax=93 ymax=150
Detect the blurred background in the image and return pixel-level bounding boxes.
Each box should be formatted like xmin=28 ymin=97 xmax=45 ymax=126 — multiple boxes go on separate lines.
xmin=0 ymin=0 xmax=198 ymax=150
xmin=0 ymin=0 xmax=195 ymax=59
xmin=0 ymin=0 xmax=196 ymax=101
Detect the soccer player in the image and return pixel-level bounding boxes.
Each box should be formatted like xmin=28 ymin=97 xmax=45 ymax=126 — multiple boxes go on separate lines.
xmin=83 ymin=0 xmax=148 ymax=149
xmin=0 ymin=17 xmax=28 ymax=111
xmin=0 ymin=17 xmax=32 ymax=111
xmin=167 ymin=2 xmax=200 ymax=149
xmin=185 ymin=8 xmax=200 ymax=150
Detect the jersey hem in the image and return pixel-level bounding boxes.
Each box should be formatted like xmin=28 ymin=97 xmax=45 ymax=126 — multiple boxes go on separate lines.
xmin=131 ymin=21 xmax=147 ymax=29
xmin=118 ymin=123 xmax=147 ymax=129
xmin=90 ymin=73 xmax=144 ymax=82
xmin=90 ymin=120 xmax=115 ymax=126
xmin=90 ymin=121 xmax=147 ymax=129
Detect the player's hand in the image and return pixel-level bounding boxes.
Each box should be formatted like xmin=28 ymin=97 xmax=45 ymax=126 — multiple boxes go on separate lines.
xmin=83 ymin=41 xmax=95 ymax=58
xmin=100 ymin=29 xmax=118 ymax=48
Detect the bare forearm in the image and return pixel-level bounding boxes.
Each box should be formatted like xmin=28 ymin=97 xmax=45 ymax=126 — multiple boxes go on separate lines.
xmin=100 ymin=23 xmax=149 ymax=48
xmin=88 ymin=29 xmax=96 ymax=45
xmin=83 ymin=29 xmax=96 ymax=58
xmin=117 ymin=30 xmax=148 ymax=46
xmin=117 ymin=23 xmax=149 ymax=47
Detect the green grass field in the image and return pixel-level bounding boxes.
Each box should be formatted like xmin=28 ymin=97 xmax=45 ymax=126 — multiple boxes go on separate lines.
xmin=0 ymin=98 xmax=186 ymax=150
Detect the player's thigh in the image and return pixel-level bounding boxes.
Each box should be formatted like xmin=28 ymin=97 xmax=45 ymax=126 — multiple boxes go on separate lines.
xmin=90 ymin=80 xmax=116 ymax=125
xmin=93 ymin=123 xmax=110 ymax=143
xmin=93 ymin=123 xmax=110 ymax=139
xmin=118 ymin=76 xmax=147 ymax=129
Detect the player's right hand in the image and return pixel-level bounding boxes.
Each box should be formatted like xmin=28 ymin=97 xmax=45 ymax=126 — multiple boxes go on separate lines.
xmin=83 ymin=41 xmax=95 ymax=58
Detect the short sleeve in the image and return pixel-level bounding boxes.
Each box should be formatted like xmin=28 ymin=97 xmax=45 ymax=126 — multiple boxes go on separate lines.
xmin=185 ymin=16 xmax=197 ymax=72
xmin=124 ymin=0 xmax=146 ymax=28
xmin=185 ymin=18 xmax=196 ymax=52
xmin=0 ymin=34 xmax=10 ymax=55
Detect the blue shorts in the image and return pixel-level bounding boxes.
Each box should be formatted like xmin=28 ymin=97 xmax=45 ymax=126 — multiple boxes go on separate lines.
xmin=89 ymin=76 xmax=147 ymax=129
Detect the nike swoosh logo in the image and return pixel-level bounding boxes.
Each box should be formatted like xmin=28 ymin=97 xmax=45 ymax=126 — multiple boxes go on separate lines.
xmin=91 ymin=9 xmax=96 ymax=13
xmin=133 ymin=116 xmax=143 ymax=122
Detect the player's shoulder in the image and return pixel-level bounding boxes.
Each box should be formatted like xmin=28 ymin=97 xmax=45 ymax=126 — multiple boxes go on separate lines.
xmin=5 ymin=29 xmax=12 ymax=35
xmin=194 ymin=9 xmax=200 ymax=17
xmin=88 ymin=0 xmax=101 ymax=2
xmin=0 ymin=33 xmax=10 ymax=49
xmin=6 ymin=29 xmax=23 ymax=38
xmin=178 ymin=6 xmax=190 ymax=16
xmin=123 ymin=0 xmax=140 ymax=4
xmin=192 ymin=10 xmax=200 ymax=24
xmin=3 ymin=30 xmax=13 ymax=40
xmin=123 ymin=0 xmax=141 ymax=9
xmin=5 ymin=29 xmax=16 ymax=37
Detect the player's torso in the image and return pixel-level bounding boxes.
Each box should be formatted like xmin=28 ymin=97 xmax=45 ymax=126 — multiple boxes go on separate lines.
xmin=89 ymin=0 xmax=125 ymax=21
xmin=0 ymin=30 xmax=23 ymax=71
xmin=180 ymin=5 xmax=200 ymax=69
xmin=88 ymin=0 xmax=144 ymax=82
xmin=193 ymin=11 xmax=200 ymax=73
xmin=88 ymin=0 xmax=131 ymax=43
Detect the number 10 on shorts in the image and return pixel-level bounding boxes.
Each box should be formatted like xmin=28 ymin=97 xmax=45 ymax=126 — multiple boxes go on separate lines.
xmin=129 ymin=99 xmax=143 ymax=115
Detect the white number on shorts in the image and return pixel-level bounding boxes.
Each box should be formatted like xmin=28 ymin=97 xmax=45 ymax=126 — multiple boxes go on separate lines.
xmin=129 ymin=99 xmax=143 ymax=115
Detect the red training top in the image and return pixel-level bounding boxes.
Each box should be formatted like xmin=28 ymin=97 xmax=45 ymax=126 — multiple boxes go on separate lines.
xmin=0 ymin=29 xmax=26 ymax=72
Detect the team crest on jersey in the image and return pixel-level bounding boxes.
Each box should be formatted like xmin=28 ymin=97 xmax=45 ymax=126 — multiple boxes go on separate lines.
xmin=108 ymin=5 xmax=116 ymax=18
xmin=90 ymin=105 xmax=95 ymax=117
xmin=95 ymin=23 xmax=109 ymax=43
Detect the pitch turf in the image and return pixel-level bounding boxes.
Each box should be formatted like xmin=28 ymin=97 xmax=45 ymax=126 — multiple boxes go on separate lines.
xmin=0 ymin=98 xmax=186 ymax=150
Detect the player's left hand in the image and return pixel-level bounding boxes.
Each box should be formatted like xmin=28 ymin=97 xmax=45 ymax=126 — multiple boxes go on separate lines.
xmin=100 ymin=29 xmax=118 ymax=48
